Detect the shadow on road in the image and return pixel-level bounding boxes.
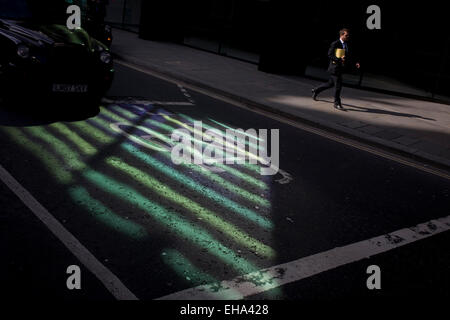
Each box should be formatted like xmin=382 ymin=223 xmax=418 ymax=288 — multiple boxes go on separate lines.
xmin=0 ymin=97 xmax=100 ymax=127
xmin=315 ymin=98 xmax=436 ymax=121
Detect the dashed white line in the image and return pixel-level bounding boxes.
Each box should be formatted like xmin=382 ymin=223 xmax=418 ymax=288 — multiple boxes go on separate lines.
xmin=177 ymin=84 xmax=196 ymax=104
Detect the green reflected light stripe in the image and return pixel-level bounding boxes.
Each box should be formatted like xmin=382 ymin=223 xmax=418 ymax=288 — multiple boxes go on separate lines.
xmin=160 ymin=151 xmax=269 ymax=207
xmin=69 ymin=186 xmax=147 ymax=239
xmin=161 ymin=249 xmax=216 ymax=285
xmin=101 ymin=106 xmax=135 ymax=122
xmin=74 ymin=107 xmax=269 ymax=208
xmin=122 ymin=143 xmax=273 ymax=229
xmin=216 ymin=163 xmax=266 ymax=189
xmin=162 ymin=248 xmax=260 ymax=299
xmin=49 ymin=122 xmax=97 ymax=156
xmin=104 ymin=106 xmax=267 ymax=190
xmin=97 ymin=108 xmax=176 ymax=149
xmin=113 ymin=107 xmax=261 ymax=154
xmin=6 ymin=126 xmax=149 ymax=240
xmin=1 ymin=124 xmax=274 ymax=295
xmin=207 ymin=118 xmax=264 ymax=142
xmin=161 ymin=249 xmax=253 ymax=299
xmin=179 ymin=113 xmax=263 ymax=148
xmin=83 ymin=169 xmax=258 ymax=274
xmin=104 ymin=106 xmax=175 ymax=134
xmin=85 ymin=108 xmax=270 ymax=207
xmin=106 ymin=156 xmax=275 ymax=258
xmin=70 ymin=121 xmax=115 ymax=144
xmin=96 ymin=108 xmax=270 ymax=206
xmin=13 ymin=123 xmax=265 ymax=259
xmin=168 ymin=118 xmax=262 ymax=175
xmin=178 ymin=114 xmax=263 ymax=173
xmin=26 ymin=126 xmax=86 ymax=172
xmin=98 ymin=111 xmax=270 ymax=207
xmin=163 ymin=115 xmax=267 ymax=189
xmin=0 ymin=127 xmax=73 ymax=184
xmin=164 ymin=114 xmax=264 ymax=162
xmin=104 ymin=105 xmax=179 ymax=141
xmin=104 ymin=105 xmax=266 ymax=189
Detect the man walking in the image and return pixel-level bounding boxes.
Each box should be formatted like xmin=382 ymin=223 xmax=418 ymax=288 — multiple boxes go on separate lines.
xmin=312 ymin=28 xmax=360 ymax=110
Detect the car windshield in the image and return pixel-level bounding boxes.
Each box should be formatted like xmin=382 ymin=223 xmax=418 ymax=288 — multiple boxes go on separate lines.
xmin=0 ymin=0 xmax=75 ymax=23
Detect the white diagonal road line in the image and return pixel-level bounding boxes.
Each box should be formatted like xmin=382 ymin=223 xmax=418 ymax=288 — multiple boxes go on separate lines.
xmin=102 ymin=97 xmax=194 ymax=106
xmin=158 ymin=214 xmax=450 ymax=300
xmin=0 ymin=164 xmax=139 ymax=300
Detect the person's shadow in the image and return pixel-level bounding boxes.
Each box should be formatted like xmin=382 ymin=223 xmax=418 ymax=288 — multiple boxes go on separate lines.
xmin=316 ymin=98 xmax=436 ymax=121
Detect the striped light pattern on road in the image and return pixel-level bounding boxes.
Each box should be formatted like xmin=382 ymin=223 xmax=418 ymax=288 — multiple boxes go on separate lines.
xmin=0 ymin=100 xmax=279 ymax=290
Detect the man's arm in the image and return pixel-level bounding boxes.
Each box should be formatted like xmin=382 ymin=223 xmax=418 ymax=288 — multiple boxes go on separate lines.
xmin=351 ymin=45 xmax=361 ymax=69
xmin=342 ymin=44 xmax=361 ymax=69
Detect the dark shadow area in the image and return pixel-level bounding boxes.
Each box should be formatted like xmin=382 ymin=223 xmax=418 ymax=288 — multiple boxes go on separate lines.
xmin=132 ymin=1 xmax=450 ymax=104
xmin=315 ymin=98 xmax=436 ymax=121
xmin=344 ymin=104 xmax=436 ymax=121
xmin=0 ymin=97 xmax=100 ymax=127
xmin=0 ymin=181 xmax=116 ymax=300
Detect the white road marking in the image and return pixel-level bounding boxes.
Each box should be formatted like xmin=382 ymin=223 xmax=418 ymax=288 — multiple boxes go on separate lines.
xmin=0 ymin=164 xmax=138 ymax=300
xmin=115 ymin=60 xmax=450 ymax=181
xmin=102 ymin=97 xmax=194 ymax=106
xmin=157 ymin=214 xmax=450 ymax=300
xmin=126 ymin=104 xmax=174 ymax=116
xmin=177 ymin=84 xmax=196 ymax=104
xmin=275 ymin=169 xmax=293 ymax=184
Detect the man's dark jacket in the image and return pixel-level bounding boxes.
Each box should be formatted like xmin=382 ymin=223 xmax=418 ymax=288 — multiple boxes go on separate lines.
xmin=327 ymin=40 xmax=354 ymax=75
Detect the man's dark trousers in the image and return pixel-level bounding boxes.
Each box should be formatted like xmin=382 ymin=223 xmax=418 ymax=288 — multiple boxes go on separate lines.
xmin=313 ymin=39 xmax=351 ymax=105
xmin=314 ymin=74 xmax=342 ymax=104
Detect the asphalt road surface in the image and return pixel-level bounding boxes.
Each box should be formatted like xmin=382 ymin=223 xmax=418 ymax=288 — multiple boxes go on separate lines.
xmin=0 ymin=62 xmax=449 ymax=301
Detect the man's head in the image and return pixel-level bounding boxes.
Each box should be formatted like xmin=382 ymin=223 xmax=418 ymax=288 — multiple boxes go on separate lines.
xmin=339 ymin=28 xmax=350 ymax=42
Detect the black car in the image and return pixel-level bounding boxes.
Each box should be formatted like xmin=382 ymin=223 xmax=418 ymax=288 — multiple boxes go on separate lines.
xmin=0 ymin=0 xmax=114 ymax=106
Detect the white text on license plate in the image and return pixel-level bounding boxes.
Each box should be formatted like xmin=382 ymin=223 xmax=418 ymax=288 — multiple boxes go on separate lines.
xmin=52 ymin=84 xmax=88 ymax=93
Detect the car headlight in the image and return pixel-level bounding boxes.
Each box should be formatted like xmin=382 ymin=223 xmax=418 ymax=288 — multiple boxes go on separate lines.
xmin=100 ymin=51 xmax=111 ymax=64
xmin=17 ymin=45 xmax=30 ymax=59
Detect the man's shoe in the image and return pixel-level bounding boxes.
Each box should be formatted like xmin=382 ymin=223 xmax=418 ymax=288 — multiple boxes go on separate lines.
xmin=312 ymin=89 xmax=318 ymax=101
xmin=334 ymin=103 xmax=344 ymax=110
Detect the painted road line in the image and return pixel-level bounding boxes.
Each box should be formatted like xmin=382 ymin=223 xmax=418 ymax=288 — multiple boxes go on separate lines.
xmin=115 ymin=60 xmax=450 ymax=181
xmin=102 ymin=97 xmax=194 ymax=106
xmin=126 ymin=104 xmax=174 ymax=116
xmin=0 ymin=164 xmax=138 ymax=300
xmin=157 ymin=214 xmax=450 ymax=300
xmin=177 ymin=84 xmax=196 ymax=104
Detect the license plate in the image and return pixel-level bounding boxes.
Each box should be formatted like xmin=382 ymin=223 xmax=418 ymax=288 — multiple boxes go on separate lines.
xmin=52 ymin=84 xmax=88 ymax=93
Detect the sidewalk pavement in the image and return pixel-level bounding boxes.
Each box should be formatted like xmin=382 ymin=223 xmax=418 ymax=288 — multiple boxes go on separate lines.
xmin=111 ymin=28 xmax=450 ymax=169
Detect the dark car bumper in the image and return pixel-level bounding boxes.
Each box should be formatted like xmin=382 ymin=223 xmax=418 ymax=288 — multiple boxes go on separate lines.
xmin=1 ymin=56 xmax=114 ymax=102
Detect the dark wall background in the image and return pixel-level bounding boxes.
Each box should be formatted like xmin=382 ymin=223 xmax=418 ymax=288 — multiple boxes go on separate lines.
xmin=138 ymin=0 xmax=449 ymax=97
